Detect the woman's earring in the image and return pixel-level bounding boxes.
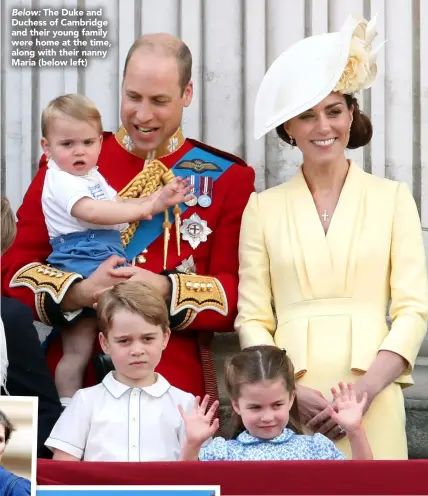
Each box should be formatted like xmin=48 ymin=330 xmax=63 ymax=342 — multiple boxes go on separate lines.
xmin=289 ymin=135 xmax=294 ymax=147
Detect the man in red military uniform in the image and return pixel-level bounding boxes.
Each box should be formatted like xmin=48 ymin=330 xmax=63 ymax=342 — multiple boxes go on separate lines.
xmin=1 ymin=33 xmax=255 ymax=403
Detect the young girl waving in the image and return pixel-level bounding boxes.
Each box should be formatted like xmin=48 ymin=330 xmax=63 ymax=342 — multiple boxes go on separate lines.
xmin=179 ymin=346 xmax=372 ymax=460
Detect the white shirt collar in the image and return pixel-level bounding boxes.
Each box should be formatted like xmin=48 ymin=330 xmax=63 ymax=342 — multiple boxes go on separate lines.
xmin=102 ymin=371 xmax=171 ymax=399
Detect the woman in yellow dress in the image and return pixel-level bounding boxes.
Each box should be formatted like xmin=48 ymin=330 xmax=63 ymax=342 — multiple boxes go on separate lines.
xmin=235 ymin=13 xmax=428 ymax=459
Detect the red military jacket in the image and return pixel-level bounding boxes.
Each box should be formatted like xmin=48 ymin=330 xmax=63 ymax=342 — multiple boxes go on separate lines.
xmin=1 ymin=127 xmax=255 ymax=399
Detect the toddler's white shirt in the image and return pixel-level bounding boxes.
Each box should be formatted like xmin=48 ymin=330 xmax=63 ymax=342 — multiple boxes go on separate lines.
xmin=42 ymin=159 xmax=126 ymax=239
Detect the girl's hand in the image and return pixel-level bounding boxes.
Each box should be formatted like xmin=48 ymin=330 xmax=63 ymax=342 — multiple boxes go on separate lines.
xmin=178 ymin=395 xmax=220 ymax=448
xmin=327 ymin=382 xmax=367 ymax=435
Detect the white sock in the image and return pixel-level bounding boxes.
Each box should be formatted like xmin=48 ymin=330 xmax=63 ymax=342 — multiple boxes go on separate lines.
xmin=60 ymin=397 xmax=72 ymax=408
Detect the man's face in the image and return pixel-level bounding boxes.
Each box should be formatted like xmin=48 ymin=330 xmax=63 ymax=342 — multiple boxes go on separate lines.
xmin=120 ymin=50 xmax=193 ymax=154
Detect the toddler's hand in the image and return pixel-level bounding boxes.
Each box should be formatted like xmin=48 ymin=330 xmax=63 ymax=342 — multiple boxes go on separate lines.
xmin=327 ymin=382 xmax=367 ymax=435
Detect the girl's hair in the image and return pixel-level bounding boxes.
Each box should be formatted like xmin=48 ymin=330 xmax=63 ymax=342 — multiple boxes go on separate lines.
xmin=0 ymin=410 xmax=16 ymax=443
xmin=1 ymin=197 xmax=17 ymax=255
xmin=276 ymin=93 xmax=373 ymax=149
xmin=224 ymin=345 xmax=302 ymax=438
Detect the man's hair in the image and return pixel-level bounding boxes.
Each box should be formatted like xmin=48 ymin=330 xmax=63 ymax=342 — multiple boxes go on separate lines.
xmin=0 ymin=410 xmax=16 ymax=443
xmin=123 ymin=35 xmax=192 ymax=94
xmin=1 ymin=197 xmax=16 ymax=255
xmin=41 ymin=93 xmax=103 ymax=139
xmin=97 ymin=281 xmax=170 ymax=336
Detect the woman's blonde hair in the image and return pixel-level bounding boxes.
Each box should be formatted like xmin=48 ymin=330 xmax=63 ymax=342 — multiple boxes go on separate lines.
xmin=41 ymin=93 xmax=103 ymax=138
xmin=1 ymin=197 xmax=17 ymax=255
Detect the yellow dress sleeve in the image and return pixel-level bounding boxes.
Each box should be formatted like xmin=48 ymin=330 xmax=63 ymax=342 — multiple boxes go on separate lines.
xmin=379 ymin=182 xmax=428 ymax=379
xmin=235 ymin=192 xmax=276 ymax=348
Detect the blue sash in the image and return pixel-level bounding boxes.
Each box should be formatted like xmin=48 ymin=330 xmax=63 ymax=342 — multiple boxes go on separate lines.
xmin=125 ymin=146 xmax=235 ymax=260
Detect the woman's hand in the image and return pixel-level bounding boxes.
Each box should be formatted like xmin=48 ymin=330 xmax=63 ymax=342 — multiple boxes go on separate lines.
xmin=179 ymin=395 xmax=220 ymax=448
xmin=295 ymin=384 xmax=330 ymax=426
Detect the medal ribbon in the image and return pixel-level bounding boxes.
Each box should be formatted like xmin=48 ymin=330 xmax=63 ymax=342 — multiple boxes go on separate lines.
xmin=125 ymin=146 xmax=235 ymax=260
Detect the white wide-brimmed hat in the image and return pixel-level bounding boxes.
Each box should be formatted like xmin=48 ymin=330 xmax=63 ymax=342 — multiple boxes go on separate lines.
xmin=254 ymin=12 xmax=383 ymax=139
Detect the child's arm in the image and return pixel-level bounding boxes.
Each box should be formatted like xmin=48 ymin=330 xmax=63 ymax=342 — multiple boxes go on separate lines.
xmin=178 ymin=394 xmax=219 ymax=461
xmin=327 ymin=382 xmax=373 ymax=460
xmin=71 ymin=196 xmax=154 ymax=224
xmin=53 ymin=448 xmax=81 ymax=461
xmin=346 ymin=426 xmax=373 ymax=460
xmin=71 ymin=177 xmax=193 ymax=225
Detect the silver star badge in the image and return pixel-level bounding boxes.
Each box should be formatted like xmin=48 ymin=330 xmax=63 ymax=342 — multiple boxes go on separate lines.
xmin=176 ymin=255 xmax=197 ymax=274
xmin=180 ymin=214 xmax=212 ymax=249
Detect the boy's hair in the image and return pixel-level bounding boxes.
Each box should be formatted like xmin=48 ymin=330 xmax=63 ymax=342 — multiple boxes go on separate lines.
xmin=41 ymin=93 xmax=103 ymax=138
xmin=0 ymin=410 xmax=16 ymax=443
xmin=224 ymin=345 xmax=302 ymax=437
xmin=97 ymin=281 xmax=170 ymax=335
xmin=1 ymin=197 xmax=17 ymax=255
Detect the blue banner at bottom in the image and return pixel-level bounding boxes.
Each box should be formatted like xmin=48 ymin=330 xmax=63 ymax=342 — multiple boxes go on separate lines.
xmin=37 ymin=488 xmax=220 ymax=496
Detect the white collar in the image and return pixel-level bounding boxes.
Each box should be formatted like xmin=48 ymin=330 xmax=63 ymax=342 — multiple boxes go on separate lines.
xmin=102 ymin=371 xmax=171 ymax=399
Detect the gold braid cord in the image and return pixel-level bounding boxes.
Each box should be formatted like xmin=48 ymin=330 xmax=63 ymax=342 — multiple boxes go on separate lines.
xmin=119 ymin=159 xmax=176 ymax=248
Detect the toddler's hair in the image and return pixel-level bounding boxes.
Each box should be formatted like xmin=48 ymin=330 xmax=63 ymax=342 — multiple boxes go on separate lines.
xmin=41 ymin=93 xmax=103 ymax=138
xmin=0 ymin=410 xmax=16 ymax=443
xmin=224 ymin=345 xmax=302 ymax=437
xmin=0 ymin=197 xmax=16 ymax=255
xmin=97 ymin=281 xmax=170 ymax=336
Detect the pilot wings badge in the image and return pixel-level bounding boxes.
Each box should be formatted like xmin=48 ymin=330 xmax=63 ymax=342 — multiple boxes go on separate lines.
xmin=175 ymin=159 xmax=222 ymax=174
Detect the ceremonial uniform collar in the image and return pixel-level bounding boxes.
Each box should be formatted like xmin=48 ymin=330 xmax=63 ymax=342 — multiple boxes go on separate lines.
xmin=115 ymin=126 xmax=186 ymax=160
xmin=236 ymin=428 xmax=295 ymax=445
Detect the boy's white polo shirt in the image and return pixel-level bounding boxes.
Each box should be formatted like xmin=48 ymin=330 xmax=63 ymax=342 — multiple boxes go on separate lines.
xmin=45 ymin=372 xmax=195 ymax=461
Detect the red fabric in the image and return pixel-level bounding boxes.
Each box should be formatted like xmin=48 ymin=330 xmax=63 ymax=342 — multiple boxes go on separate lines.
xmin=37 ymin=459 xmax=428 ymax=494
xmin=1 ymin=133 xmax=255 ymax=398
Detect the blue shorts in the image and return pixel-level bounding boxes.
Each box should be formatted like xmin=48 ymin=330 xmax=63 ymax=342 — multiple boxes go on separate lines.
xmin=47 ymin=229 xmax=127 ymax=279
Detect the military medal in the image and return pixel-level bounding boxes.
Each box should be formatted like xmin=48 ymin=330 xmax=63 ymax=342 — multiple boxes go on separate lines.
xmin=185 ymin=176 xmax=198 ymax=206
xmin=197 ymin=177 xmax=213 ymax=208
xmin=180 ymin=213 xmax=212 ymax=249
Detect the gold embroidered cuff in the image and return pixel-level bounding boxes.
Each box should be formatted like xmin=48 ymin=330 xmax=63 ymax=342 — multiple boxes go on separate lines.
xmin=168 ymin=273 xmax=228 ymax=317
xmin=172 ymin=308 xmax=198 ymax=330
xmin=10 ymin=263 xmax=83 ymax=305
xmin=36 ymin=292 xmax=51 ymax=326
